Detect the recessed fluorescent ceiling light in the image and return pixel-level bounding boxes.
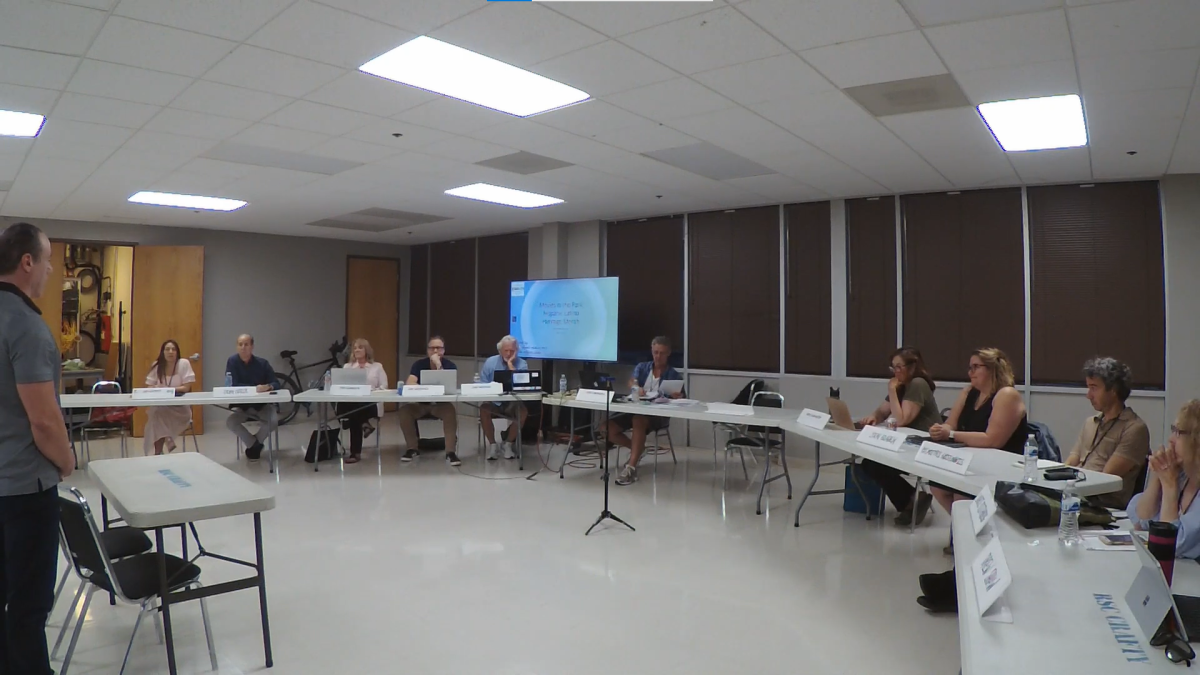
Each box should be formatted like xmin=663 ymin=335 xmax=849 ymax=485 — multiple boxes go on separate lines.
xmin=445 ymin=183 xmax=563 ymax=209
xmin=977 ymin=94 xmax=1087 ymax=152
xmin=360 ymin=36 xmax=590 ymax=118
xmin=0 ymin=109 xmax=46 ymax=137
xmin=128 ymin=191 xmax=247 ymax=212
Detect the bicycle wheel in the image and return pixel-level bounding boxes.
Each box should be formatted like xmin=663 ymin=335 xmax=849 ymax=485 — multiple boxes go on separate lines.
xmin=275 ymin=372 xmax=301 ymax=425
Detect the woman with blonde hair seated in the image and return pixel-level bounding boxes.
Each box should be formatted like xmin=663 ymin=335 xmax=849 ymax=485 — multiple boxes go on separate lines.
xmin=1128 ymin=399 xmax=1200 ymax=559
xmin=337 ymin=338 xmax=388 ymax=464
xmin=143 ymin=339 xmax=195 ymax=455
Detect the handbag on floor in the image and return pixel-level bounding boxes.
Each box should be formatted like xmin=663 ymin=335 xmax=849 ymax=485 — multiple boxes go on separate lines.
xmin=843 ymin=463 xmax=884 ymax=517
xmin=305 ymin=429 xmax=339 ymax=463
xmin=994 ymin=480 xmax=1114 ymax=529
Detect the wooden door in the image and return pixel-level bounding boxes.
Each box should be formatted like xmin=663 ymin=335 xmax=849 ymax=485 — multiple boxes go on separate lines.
xmin=347 ymin=257 xmax=400 ymax=409
xmin=131 ymin=247 xmax=204 ymax=437
xmin=33 ymin=242 xmax=66 ymax=357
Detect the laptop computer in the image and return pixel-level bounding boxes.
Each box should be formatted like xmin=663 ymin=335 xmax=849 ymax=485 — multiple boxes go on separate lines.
xmin=420 ymin=369 xmax=458 ymax=393
xmin=579 ymin=371 xmax=613 ymax=391
xmin=494 ymin=369 xmax=542 ymax=393
xmin=827 ymin=397 xmax=860 ymax=430
xmin=1129 ymin=533 xmax=1198 ymax=642
xmin=330 ymin=368 xmax=368 ymax=386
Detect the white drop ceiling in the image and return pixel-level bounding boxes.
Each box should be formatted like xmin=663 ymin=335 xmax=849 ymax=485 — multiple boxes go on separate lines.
xmin=0 ymin=0 xmax=1196 ymax=243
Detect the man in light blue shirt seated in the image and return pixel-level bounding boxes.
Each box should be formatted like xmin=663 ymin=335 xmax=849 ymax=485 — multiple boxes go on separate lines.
xmin=612 ymin=336 xmax=684 ymax=486
xmin=480 ymin=335 xmax=529 ymax=460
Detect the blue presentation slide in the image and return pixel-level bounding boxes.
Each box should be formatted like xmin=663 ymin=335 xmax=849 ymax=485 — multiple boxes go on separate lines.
xmin=510 ymin=277 xmax=619 ymax=361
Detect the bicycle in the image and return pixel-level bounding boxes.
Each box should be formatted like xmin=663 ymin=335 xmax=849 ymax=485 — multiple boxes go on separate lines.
xmin=274 ymin=336 xmax=347 ymax=425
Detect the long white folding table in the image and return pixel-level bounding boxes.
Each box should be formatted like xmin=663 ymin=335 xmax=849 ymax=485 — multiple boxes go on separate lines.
xmin=292 ymin=390 xmax=544 ymax=471
xmin=951 ymin=501 xmax=1200 ymax=673
xmin=88 ymin=453 xmax=276 ymax=675
xmin=60 ymin=390 xmax=292 ymax=473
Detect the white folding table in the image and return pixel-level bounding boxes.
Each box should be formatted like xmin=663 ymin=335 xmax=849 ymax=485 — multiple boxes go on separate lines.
xmin=88 ymin=453 xmax=277 ymax=675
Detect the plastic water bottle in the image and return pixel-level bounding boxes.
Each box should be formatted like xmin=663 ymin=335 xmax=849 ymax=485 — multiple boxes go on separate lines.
xmin=323 ymin=369 xmax=332 ymax=391
xmin=473 ymin=372 xmax=481 ymax=384
xmin=1023 ymin=433 xmax=1039 ymax=482
xmin=1058 ymin=479 xmax=1082 ymax=545
xmin=224 ymin=371 xmax=232 ymax=388
xmin=884 ymin=416 xmax=898 ymax=431
xmin=558 ymin=374 xmax=567 ymax=394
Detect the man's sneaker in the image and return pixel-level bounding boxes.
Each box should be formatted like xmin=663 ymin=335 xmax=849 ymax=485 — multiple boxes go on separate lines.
xmin=615 ymin=464 xmax=637 ymax=486
xmin=486 ymin=443 xmax=500 ymax=461
xmin=245 ymin=441 xmax=263 ymax=462
xmin=401 ymin=449 xmax=418 ymax=462
xmin=447 ymin=452 xmax=462 ymax=467
xmin=503 ymin=441 xmax=517 ymax=459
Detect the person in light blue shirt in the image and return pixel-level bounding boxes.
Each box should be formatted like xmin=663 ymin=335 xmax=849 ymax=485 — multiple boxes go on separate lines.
xmin=1128 ymin=400 xmax=1200 ymax=559
xmin=479 ymin=335 xmax=529 ymax=460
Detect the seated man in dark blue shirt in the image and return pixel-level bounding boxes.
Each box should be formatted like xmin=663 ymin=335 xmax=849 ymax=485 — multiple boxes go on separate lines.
xmin=612 ymin=336 xmax=683 ymax=486
xmin=223 ymin=334 xmax=281 ymax=461
xmin=398 ymin=335 xmax=461 ymax=466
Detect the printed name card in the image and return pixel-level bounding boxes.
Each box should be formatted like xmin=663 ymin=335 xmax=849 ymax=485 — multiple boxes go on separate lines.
xmin=213 ymin=386 xmax=255 ymax=397
xmin=402 ymin=385 xmax=445 ymax=397
xmin=856 ymin=425 xmax=907 ymax=452
xmin=971 ymin=537 xmax=1013 ymax=619
xmin=330 ymin=384 xmax=372 ymax=396
xmin=970 ymin=485 xmax=998 ymax=536
xmin=915 ymin=441 xmax=973 ymax=475
xmin=575 ymin=388 xmax=614 ymax=404
xmin=461 ymin=382 xmax=503 ymax=395
xmin=798 ymin=408 xmax=831 ymax=430
xmin=132 ymin=387 xmax=176 ymax=400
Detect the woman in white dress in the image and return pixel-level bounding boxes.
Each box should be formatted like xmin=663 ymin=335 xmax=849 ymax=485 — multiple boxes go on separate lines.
xmin=144 ymin=339 xmax=196 ymax=455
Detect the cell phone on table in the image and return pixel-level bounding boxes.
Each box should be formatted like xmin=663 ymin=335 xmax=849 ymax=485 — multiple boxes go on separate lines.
xmin=1099 ymin=534 xmax=1133 ymax=546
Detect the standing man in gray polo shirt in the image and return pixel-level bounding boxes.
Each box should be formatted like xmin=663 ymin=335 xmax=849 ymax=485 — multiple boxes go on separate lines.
xmin=0 ymin=221 xmax=75 ymax=674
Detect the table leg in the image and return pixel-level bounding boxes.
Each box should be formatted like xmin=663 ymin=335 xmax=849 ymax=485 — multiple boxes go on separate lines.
xmin=254 ymin=513 xmax=274 ymax=667
xmin=794 ymin=442 xmax=823 ymax=527
xmin=517 ymin=404 xmax=524 ymax=471
xmin=180 ymin=524 xmax=188 ymax=560
xmin=156 ymin=528 xmax=179 ymax=675
xmin=314 ymin=402 xmax=323 ymax=473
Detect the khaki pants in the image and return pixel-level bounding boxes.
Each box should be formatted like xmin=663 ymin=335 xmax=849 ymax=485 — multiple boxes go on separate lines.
xmin=398 ymin=403 xmax=457 ymax=452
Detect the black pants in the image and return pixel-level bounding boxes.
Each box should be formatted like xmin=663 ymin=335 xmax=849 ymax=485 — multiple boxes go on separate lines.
xmin=336 ymin=404 xmax=377 ymax=456
xmin=0 ymin=486 xmax=60 ymax=675
xmin=860 ymin=460 xmax=918 ymax=512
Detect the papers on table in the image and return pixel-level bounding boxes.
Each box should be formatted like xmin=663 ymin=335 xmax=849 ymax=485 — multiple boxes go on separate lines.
xmin=1082 ymin=533 xmax=1137 ymax=552
xmin=1010 ymin=458 xmax=1064 ymax=469
xmin=663 ymin=398 xmax=701 ymax=406
xmin=705 ymin=402 xmax=755 ymax=416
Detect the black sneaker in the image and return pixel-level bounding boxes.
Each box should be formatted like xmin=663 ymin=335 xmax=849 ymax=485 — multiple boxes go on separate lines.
xmin=245 ymin=442 xmax=263 ymax=462
xmin=447 ymin=452 xmax=462 ymax=467
xmin=401 ymin=449 xmax=418 ymax=462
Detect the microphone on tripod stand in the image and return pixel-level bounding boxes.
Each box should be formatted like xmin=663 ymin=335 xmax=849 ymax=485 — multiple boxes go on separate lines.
xmin=585 ymin=379 xmax=635 ymax=536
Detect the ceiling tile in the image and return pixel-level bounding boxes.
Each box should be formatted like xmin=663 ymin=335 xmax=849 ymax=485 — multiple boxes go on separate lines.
xmin=305 ymin=72 xmax=436 ymax=117
xmin=621 ymin=6 xmax=787 ymax=75
xmin=305 ymin=137 xmax=403 ymax=164
xmin=900 ymin=0 xmax=1062 ymax=26
xmin=123 ymin=130 xmax=220 ymax=164
xmin=1069 ymin=0 xmax=1200 ymax=56
xmin=247 ymin=1 xmax=415 ymax=69
xmin=432 ymin=3 xmax=606 ymax=67
xmin=925 ymin=10 xmax=1073 ymax=73
xmin=52 ymin=93 xmax=160 ymax=129
xmin=344 ymin=119 xmax=452 ymax=151
xmin=466 ymin=118 xmax=586 ymax=153
xmin=0 ymin=0 xmax=106 ymax=56
xmin=724 ymin=174 xmax=827 ymax=202
xmin=530 ymin=40 xmax=677 ymax=97
xmin=229 ymin=124 xmax=332 ymax=152
xmin=113 ymin=0 xmax=296 ymax=42
xmin=394 ymin=98 xmax=512 ymax=135
xmin=0 ymin=46 xmax=80 ymax=90
xmin=754 ymin=149 xmax=887 ymax=196
xmin=263 ymin=100 xmax=380 ymax=135
xmin=418 ymin=136 xmax=512 ymax=164
xmin=736 ymin=0 xmax=914 ymax=52
xmin=882 ymin=108 xmax=1019 ymax=187
xmin=311 ymin=0 xmax=486 ymax=35
xmin=605 ymin=78 xmax=736 ymax=122
xmin=66 ymin=59 xmax=193 ymax=106
xmin=954 ymin=59 xmax=1080 ymax=104
xmin=51 ymin=0 xmax=119 ymax=9
xmin=0 ymin=82 xmax=63 ymax=116
xmin=668 ymin=106 xmax=815 ymax=160
xmin=544 ymin=1 xmax=725 ymax=38
xmin=28 ymin=119 xmax=133 ymax=162
xmin=203 ymin=46 xmax=345 ymax=98
xmin=591 ymin=123 xmax=699 ymax=154
xmin=802 ymin=31 xmax=946 ymax=89
xmin=693 ymin=54 xmax=834 ymax=106
xmin=1078 ymin=48 xmax=1200 ymax=95
xmin=87 ymin=16 xmax=237 ymax=77
xmin=1085 ymin=87 xmax=1190 ymax=171
xmin=534 ymin=101 xmax=650 ymax=137
xmin=1007 ymin=146 xmax=1092 ymax=183
xmin=170 ymin=81 xmax=293 ymax=121
xmin=143 ymin=109 xmax=252 ymax=141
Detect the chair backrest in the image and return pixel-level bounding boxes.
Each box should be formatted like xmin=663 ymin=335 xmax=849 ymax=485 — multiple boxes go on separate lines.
xmin=731 ymin=379 xmax=766 ymax=406
xmin=57 ymin=487 xmax=114 ymax=583
xmin=91 ymin=380 xmax=122 ymax=395
xmin=748 ymin=391 xmax=784 ymax=436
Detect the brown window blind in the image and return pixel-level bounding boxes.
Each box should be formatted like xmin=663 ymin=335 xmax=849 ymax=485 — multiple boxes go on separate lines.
xmin=902 ymin=189 xmax=1025 ymax=382
xmin=1029 ymin=181 xmax=1165 ymax=388
xmin=846 ymin=197 xmax=897 ymax=378
xmin=428 ymin=239 xmax=476 ymax=357
xmin=407 ymin=244 xmax=428 ymax=354
xmin=475 ymin=232 xmax=528 ymax=356
xmin=688 ymin=206 xmax=780 ymax=372
xmin=785 ymin=201 xmax=831 ymax=375
xmin=607 ymin=216 xmax=684 ymax=362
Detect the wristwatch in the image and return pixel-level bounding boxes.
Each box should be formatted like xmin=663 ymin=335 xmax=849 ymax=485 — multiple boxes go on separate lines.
xmin=948 ymin=430 xmax=956 ymax=441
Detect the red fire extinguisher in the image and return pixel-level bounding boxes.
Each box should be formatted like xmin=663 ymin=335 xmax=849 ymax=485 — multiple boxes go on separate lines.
xmin=98 ymin=314 xmax=112 ymax=353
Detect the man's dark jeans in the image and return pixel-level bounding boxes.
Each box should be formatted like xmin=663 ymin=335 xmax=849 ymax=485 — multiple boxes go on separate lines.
xmin=0 ymin=487 xmax=60 ymax=675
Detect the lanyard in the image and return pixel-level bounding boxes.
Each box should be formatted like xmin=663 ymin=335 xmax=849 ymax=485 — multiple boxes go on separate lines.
xmin=1080 ymin=413 xmax=1124 ymax=467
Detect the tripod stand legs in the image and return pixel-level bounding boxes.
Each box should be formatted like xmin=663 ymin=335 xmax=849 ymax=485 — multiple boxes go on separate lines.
xmin=585 ymin=510 xmax=635 ymax=535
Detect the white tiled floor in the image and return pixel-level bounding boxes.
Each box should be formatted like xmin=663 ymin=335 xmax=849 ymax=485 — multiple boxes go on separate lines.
xmin=56 ymin=417 xmax=961 ymax=675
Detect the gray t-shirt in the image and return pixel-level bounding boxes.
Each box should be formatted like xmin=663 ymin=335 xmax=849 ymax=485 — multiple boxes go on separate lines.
xmin=0 ymin=285 xmax=62 ymax=495
xmin=897 ymin=377 xmax=943 ymax=432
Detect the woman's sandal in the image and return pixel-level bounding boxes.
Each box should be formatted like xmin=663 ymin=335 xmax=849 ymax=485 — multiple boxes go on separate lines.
xmin=344 ymin=455 xmax=361 ymax=464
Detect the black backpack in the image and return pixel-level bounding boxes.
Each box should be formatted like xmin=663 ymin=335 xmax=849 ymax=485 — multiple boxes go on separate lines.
xmin=305 ymin=429 xmax=339 ymax=463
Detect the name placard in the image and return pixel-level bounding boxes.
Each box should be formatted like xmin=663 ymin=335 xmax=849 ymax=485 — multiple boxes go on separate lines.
xmin=971 ymin=537 xmax=1013 ymax=618
xmin=798 ymin=408 xmax=831 ymax=430
xmin=132 ymin=387 xmax=176 ymax=400
xmin=970 ymin=485 xmax=998 ymax=536
xmin=330 ymin=384 xmax=372 ymax=396
xmin=213 ymin=386 xmax=255 ymax=397
xmin=575 ymin=388 xmax=614 ymax=404
xmin=915 ymin=441 xmax=973 ymax=475
xmin=461 ymin=382 xmax=503 ymax=395
xmin=402 ymin=385 xmax=445 ymax=397
xmin=856 ymin=425 xmax=907 ymax=452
